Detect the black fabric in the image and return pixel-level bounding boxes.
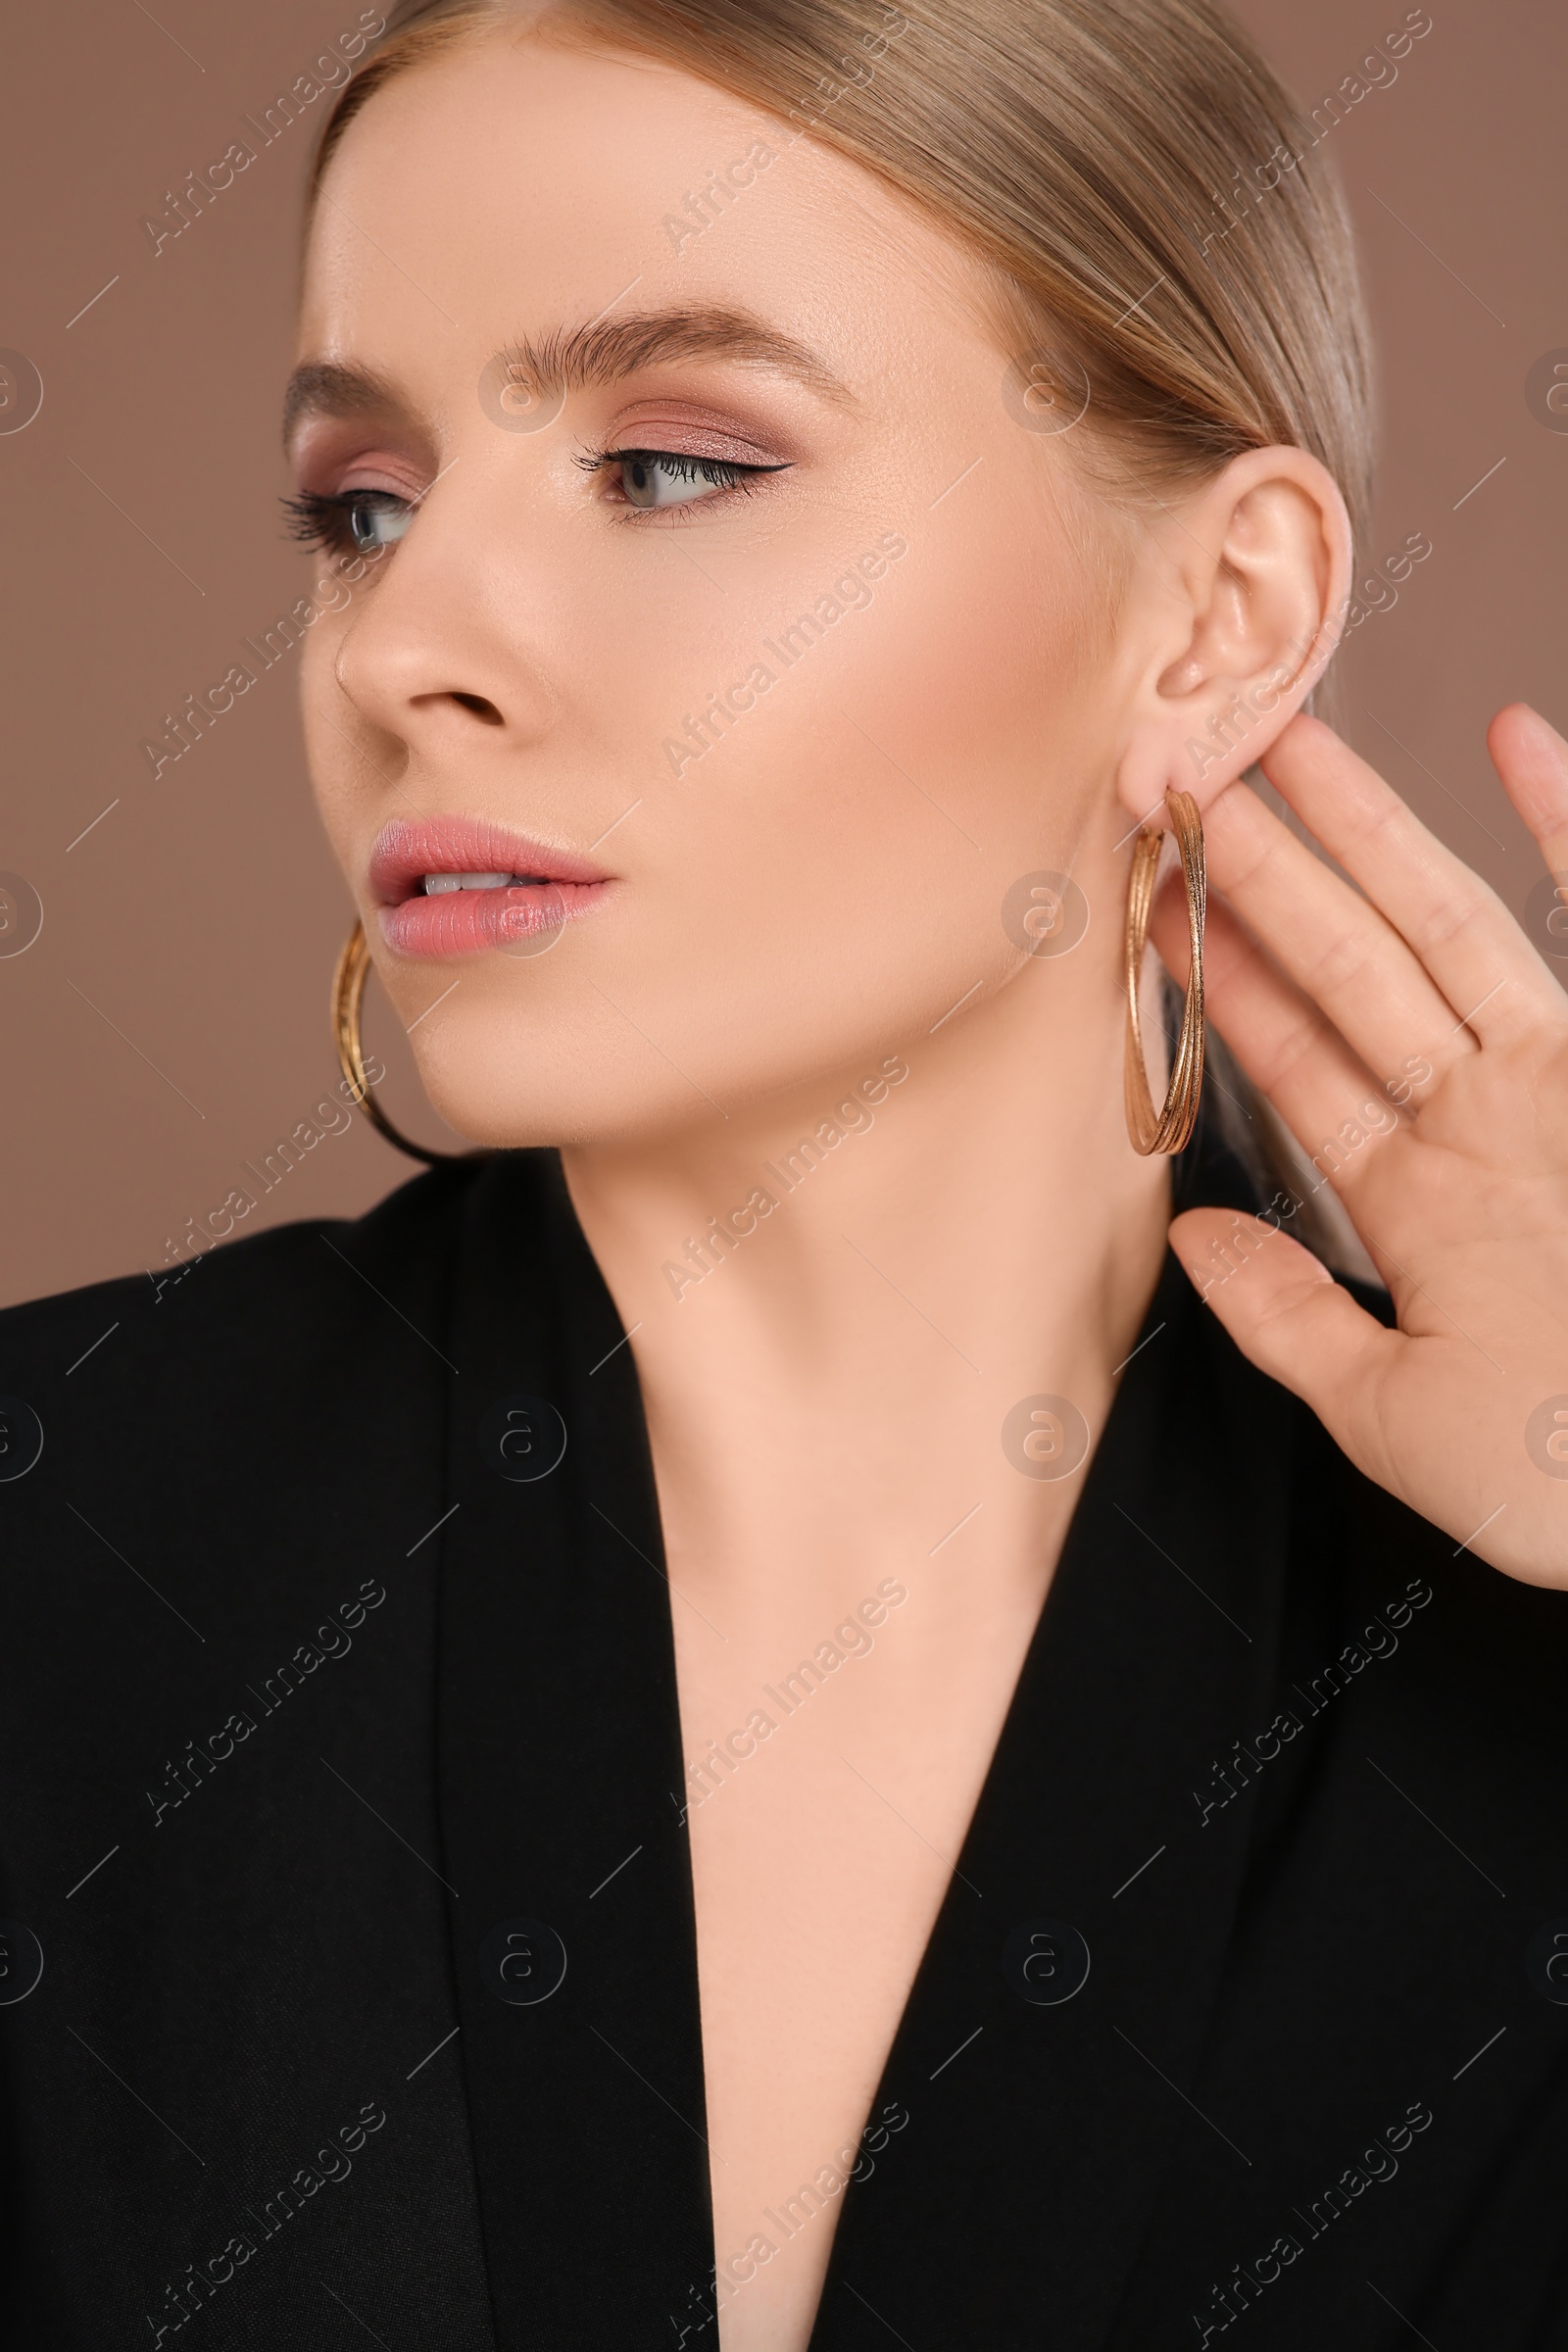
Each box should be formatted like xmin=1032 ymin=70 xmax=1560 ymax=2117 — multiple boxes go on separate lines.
xmin=1 ymin=1149 xmax=1565 ymax=2350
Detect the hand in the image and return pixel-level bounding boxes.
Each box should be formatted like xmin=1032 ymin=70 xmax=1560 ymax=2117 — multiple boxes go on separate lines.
xmin=1152 ymin=705 xmax=1568 ymax=1589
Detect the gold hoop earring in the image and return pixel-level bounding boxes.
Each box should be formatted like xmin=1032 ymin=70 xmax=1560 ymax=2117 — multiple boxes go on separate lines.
xmin=1123 ymin=788 xmax=1206 ymax=1155
xmin=331 ymin=919 xmax=468 ymax=1167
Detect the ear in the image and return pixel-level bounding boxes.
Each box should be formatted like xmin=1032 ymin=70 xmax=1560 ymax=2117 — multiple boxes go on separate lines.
xmin=1114 ymin=447 xmax=1353 ymax=827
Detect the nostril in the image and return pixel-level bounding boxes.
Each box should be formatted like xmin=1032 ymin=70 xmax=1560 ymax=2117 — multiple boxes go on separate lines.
xmin=450 ymin=691 xmax=504 ymax=724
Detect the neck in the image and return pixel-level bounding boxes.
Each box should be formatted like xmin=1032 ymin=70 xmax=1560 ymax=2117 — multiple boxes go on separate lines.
xmin=563 ymin=948 xmax=1171 ymax=1610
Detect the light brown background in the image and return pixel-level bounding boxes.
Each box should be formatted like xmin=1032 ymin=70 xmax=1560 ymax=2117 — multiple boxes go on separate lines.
xmin=1 ymin=0 xmax=1562 ymax=1307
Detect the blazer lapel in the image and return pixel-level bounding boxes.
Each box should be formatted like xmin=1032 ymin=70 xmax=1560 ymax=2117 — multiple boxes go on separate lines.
xmin=431 ymin=1152 xmax=1293 ymax=2350
xmin=812 ymin=1250 xmax=1295 ymax=2349
xmin=433 ymin=1152 xmax=714 ymax=2350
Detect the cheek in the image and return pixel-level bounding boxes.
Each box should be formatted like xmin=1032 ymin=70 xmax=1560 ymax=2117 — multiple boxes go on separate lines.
xmin=855 ymin=529 xmax=1077 ymax=801
xmin=570 ymin=534 xmax=1094 ymax=1101
xmin=300 ymin=622 xmax=366 ymax=867
xmin=651 ymin=483 xmax=1098 ymax=969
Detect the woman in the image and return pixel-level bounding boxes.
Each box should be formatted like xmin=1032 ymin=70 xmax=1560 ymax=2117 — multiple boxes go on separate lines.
xmin=3 ymin=0 xmax=1566 ymax=2344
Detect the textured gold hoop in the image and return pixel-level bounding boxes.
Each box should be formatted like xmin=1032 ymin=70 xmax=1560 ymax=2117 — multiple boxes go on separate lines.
xmin=331 ymin=919 xmax=466 ymax=1166
xmin=1123 ymin=788 xmax=1206 ymax=1155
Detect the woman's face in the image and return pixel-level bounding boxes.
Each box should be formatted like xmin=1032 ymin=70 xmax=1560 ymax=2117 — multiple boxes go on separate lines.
xmin=291 ymin=24 xmax=1135 ymax=1149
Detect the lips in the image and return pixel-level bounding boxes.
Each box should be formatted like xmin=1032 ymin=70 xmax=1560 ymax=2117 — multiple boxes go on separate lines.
xmin=369 ymin=816 xmax=612 ymax=959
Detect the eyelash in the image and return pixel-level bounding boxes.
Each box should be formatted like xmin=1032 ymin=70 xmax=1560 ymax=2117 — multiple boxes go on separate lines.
xmin=281 ymin=488 xmax=407 ymax=559
xmin=574 ymin=446 xmax=788 ymax=507
xmin=279 ymin=447 xmax=786 ymax=556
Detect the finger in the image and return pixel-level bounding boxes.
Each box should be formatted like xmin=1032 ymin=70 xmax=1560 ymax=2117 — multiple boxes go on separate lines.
xmin=1151 ymin=882 xmax=1406 ymax=1206
xmin=1201 ymin=776 xmax=1471 ymax=1092
xmin=1169 ymin=1207 xmax=1404 ymax=1487
xmin=1260 ymin=714 xmax=1568 ymax=1047
xmin=1488 ymin=702 xmax=1568 ymax=873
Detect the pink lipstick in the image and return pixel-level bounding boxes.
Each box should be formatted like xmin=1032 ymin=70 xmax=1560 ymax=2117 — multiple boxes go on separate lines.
xmin=369 ymin=816 xmax=612 ymax=958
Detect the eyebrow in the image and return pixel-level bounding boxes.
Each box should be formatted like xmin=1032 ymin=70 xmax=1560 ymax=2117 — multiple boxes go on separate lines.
xmin=282 ymin=305 xmax=856 ymax=449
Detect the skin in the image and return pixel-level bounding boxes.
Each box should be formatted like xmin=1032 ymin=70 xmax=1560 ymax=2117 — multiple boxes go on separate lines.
xmin=290 ymin=20 xmax=1568 ymax=2347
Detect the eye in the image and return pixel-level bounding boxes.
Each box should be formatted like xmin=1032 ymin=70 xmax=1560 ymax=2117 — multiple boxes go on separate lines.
xmin=281 ymin=487 xmax=415 ymax=557
xmin=580 ymin=447 xmax=789 ymax=512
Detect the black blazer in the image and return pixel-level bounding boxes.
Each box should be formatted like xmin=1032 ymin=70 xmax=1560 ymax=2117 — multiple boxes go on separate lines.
xmin=2 ymin=1149 xmax=1565 ymax=2350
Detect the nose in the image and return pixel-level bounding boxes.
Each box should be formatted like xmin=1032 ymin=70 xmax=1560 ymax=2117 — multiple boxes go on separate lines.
xmin=328 ymin=461 xmax=555 ymax=764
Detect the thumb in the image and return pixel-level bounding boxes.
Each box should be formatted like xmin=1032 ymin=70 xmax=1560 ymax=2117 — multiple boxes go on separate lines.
xmin=1168 ymin=1207 xmax=1399 ymax=1454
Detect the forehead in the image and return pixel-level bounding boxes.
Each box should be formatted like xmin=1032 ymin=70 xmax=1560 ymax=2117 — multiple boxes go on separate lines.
xmin=297 ymin=29 xmax=989 ymax=398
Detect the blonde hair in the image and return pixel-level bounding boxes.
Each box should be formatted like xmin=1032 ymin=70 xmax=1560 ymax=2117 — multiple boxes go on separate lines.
xmin=311 ymin=0 xmax=1373 ymax=557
